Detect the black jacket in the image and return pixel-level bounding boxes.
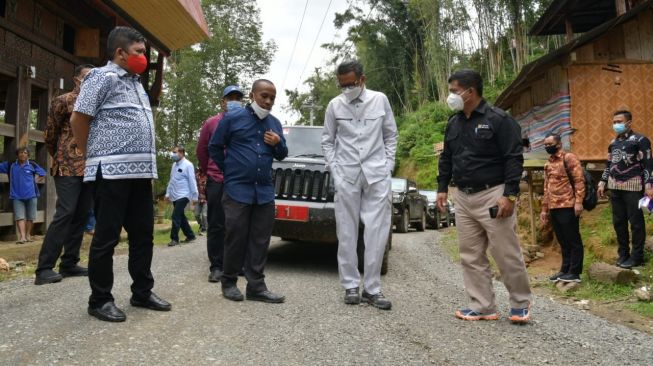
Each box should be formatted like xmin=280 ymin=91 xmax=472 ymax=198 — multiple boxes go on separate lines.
xmin=438 ymin=100 xmax=523 ymax=196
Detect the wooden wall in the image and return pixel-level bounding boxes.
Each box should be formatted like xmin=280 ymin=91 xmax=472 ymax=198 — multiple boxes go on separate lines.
xmin=569 ymin=64 xmax=653 ymax=161
xmin=573 ymin=8 xmax=653 ymax=63
xmin=510 ymin=65 xmax=569 ymax=117
xmin=0 ymin=0 xmax=107 ymax=232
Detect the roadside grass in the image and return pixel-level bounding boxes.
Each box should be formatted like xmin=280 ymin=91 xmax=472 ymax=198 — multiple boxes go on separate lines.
xmin=438 ymin=229 xmax=460 ymax=262
xmin=437 ymin=203 xmax=653 ymax=318
xmin=543 ymin=204 xmax=653 ymax=317
xmin=0 ymin=209 xmax=200 ymax=283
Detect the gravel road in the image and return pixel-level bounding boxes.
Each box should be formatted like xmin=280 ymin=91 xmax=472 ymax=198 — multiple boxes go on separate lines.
xmin=1 ymin=229 xmax=652 ymax=365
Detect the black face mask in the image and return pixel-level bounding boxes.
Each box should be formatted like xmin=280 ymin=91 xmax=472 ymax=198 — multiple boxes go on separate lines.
xmin=545 ymin=145 xmax=559 ymax=155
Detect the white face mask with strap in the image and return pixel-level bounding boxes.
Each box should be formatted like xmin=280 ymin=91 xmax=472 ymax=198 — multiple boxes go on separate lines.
xmin=251 ymin=101 xmax=270 ymax=119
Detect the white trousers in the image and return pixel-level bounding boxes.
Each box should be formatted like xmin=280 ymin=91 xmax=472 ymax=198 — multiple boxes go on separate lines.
xmin=334 ymin=172 xmax=392 ymax=294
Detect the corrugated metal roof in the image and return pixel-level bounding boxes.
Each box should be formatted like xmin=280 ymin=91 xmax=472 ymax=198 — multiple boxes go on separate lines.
xmin=108 ymin=0 xmax=209 ymax=52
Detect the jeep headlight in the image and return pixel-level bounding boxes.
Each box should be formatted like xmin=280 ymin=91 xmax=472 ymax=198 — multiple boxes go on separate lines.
xmin=392 ymin=193 xmax=403 ymax=203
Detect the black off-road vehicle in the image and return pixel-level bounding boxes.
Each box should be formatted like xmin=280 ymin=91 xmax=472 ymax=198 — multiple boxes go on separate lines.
xmin=271 ymin=126 xmax=391 ymax=274
xmin=391 ymin=178 xmax=428 ymax=233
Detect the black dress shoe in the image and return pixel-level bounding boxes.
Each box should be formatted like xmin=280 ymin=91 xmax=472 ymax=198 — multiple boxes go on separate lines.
xmin=130 ymin=293 xmax=172 ymax=311
xmin=34 ymin=269 xmax=63 ymax=285
xmin=222 ymin=286 xmax=244 ymax=301
xmin=344 ymin=288 xmax=360 ymax=305
xmin=88 ymin=302 xmax=126 ymax=322
xmin=246 ymin=290 xmax=285 ymax=303
xmin=59 ymin=265 xmax=88 ymax=278
xmin=208 ymin=269 xmax=223 ymax=283
xmin=619 ymin=258 xmax=644 ymax=269
xmin=616 ymin=256 xmax=629 ymax=267
xmin=362 ymin=291 xmax=392 ymax=310
xmin=181 ymin=237 xmax=196 ymax=243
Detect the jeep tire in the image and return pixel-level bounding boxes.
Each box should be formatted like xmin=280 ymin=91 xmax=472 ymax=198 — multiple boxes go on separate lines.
xmin=397 ymin=208 xmax=409 ymax=233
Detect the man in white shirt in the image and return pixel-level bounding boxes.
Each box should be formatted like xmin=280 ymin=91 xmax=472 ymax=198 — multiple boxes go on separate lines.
xmin=322 ymin=60 xmax=398 ymax=310
xmin=165 ymin=145 xmax=198 ymax=246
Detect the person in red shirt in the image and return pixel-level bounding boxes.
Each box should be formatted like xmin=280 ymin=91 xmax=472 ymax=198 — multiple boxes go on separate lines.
xmin=196 ymin=85 xmax=244 ymax=283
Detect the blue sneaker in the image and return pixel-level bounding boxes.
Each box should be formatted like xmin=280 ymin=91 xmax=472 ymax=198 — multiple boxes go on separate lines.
xmin=455 ymin=308 xmax=499 ymax=321
xmin=509 ymin=305 xmax=531 ymax=324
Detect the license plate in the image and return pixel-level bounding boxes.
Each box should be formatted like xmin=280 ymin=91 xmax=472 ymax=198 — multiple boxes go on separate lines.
xmin=275 ymin=205 xmax=309 ymax=222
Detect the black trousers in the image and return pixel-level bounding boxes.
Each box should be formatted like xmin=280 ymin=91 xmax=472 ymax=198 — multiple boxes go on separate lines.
xmin=36 ymin=176 xmax=93 ymax=273
xmin=550 ymin=207 xmax=584 ymax=275
xmin=221 ymin=195 xmax=274 ymax=293
xmin=170 ymin=197 xmax=195 ymax=242
xmin=206 ymin=177 xmax=225 ymax=271
xmin=88 ymin=173 xmax=155 ymax=307
xmin=611 ymin=189 xmax=645 ymax=262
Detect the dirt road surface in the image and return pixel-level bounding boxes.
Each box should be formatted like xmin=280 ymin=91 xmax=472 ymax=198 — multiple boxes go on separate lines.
xmin=1 ymin=230 xmax=652 ymax=365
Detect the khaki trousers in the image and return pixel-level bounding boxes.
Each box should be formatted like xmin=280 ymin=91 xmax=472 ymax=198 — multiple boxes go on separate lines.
xmin=453 ymin=184 xmax=532 ymax=313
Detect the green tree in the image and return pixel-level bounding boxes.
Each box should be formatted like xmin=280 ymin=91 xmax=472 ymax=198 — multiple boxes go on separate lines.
xmin=154 ymin=0 xmax=276 ymax=195
xmin=285 ymin=67 xmax=340 ymax=126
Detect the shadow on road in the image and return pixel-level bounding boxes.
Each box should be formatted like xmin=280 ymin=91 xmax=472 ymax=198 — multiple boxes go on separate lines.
xmin=266 ymin=238 xmax=338 ymax=274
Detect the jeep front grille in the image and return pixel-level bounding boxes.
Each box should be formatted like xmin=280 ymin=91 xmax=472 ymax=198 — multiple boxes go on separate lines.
xmin=273 ymin=169 xmax=333 ymax=202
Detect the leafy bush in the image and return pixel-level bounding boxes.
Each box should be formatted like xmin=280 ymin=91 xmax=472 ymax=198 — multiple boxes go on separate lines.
xmin=395 ymin=101 xmax=451 ymax=189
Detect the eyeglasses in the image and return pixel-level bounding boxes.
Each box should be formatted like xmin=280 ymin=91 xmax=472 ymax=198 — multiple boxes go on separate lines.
xmin=336 ymin=80 xmax=361 ymax=89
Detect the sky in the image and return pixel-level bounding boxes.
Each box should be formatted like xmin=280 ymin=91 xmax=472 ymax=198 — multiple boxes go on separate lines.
xmin=257 ymin=0 xmax=352 ymax=125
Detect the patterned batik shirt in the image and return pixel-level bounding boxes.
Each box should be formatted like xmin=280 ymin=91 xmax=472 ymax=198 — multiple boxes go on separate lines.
xmin=600 ymin=130 xmax=653 ymax=192
xmin=196 ymin=169 xmax=207 ymax=203
xmin=542 ymin=150 xmax=586 ymax=212
xmin=73 ymin=61 xmax=157 ymax=182
xmin=44 ymin=90 xmax=85 ymax=176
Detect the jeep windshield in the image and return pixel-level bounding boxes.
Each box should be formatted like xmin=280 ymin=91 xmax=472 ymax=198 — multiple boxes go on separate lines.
xmin=420 ymin=190 xmax=437 ymax=202
xmin=282 ymin=126 xmax=324 ymax=158
xmin=391 ymin=178 xmax=406 ymax=192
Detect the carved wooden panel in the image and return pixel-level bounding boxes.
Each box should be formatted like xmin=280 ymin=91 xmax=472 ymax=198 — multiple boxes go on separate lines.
xmin=15 ymin=0 xmax=34 ymax=29
xmin=75 ymin=28 xmax=100 ymax=58
xmin=32 ymin=45 xmax=55 ymax=79
xmin=4 ymin=31 xmax=32 ymax=65
xmin=36 ymin=5 xmax=57 ymax=43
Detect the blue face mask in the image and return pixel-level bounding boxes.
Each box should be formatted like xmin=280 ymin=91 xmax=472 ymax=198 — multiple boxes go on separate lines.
xmin=171 ymin=152 xmax=181 ymax=162
xmin=226 ymin=101 xmax=243 ymax=111
xmin=613 ymin=123 xmax=627 ymax=135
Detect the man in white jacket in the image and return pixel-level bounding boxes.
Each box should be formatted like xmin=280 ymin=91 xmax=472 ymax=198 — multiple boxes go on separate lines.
xmin=321 ymin=60 xmax=398 ymax=310
xmin=165 ymin=145 xmax=198 ymax=246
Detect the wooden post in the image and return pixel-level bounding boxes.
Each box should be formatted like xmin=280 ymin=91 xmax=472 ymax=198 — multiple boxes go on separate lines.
xmin=42 ymin=80 xmax=57 ymax=228
xmin=616 ymin=0 xmax=628 ymax=16
xmin=565 ymin=16 xmax=574 ymax=42
xmin=528 ymin=170 xmax=536 ymax=246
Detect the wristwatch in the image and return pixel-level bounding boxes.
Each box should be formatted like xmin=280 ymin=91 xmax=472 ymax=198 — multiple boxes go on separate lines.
xmin=506 ymin=195 xmax=518 ymax=202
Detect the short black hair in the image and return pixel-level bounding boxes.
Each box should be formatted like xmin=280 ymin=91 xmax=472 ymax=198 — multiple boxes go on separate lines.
xmin=174 ymin=145 xmax=186 ymax=154
xmin=545 ymin=132 xmax=561 ymax=143
xmin=448 ymin=69 xmax=484 ymax=97
xmin=337 ymin=60 xmax=364 ymax=78
xmin=614 ymin=110 xmax=632 ymax=121
xmin=251 ymin=79 xmax=275 ymax=92
xmin=15 ymin=146 xmax=29 ymax=156
xmin=74 ymin=64 xmax=94 ymax=77
xmin=107 ymin=27 xmax=146 ymax=58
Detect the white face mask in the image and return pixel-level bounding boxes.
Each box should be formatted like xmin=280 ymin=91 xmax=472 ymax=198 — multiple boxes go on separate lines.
xmin=251 ymin=100 xmax=271 ymax=119
xmin=447 ymin=93 xmax=465 ymax=111
xmin=342 ymin=86 xmax=363 ymax=102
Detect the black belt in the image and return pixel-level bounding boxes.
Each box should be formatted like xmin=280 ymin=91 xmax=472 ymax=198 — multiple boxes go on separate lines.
xmin=458 ymin=182 xmax=502 ymax=195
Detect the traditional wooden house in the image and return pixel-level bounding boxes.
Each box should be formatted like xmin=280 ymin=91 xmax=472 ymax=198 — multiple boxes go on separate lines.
xmin=0 ymin=0 xmax=209 ymax=233
xmin=496 ymin=0 xmax=653 ymax=161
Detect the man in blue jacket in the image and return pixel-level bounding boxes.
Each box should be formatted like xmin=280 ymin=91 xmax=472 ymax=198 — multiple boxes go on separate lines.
xmin=209 ymin=79 xmax=288 ymax=303
xmin=0 ymin=147 xmax=46 ymax=244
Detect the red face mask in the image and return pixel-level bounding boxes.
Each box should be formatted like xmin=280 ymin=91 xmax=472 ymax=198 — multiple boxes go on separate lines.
xmin=126 ymin=53 xmax=148 ymax=74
